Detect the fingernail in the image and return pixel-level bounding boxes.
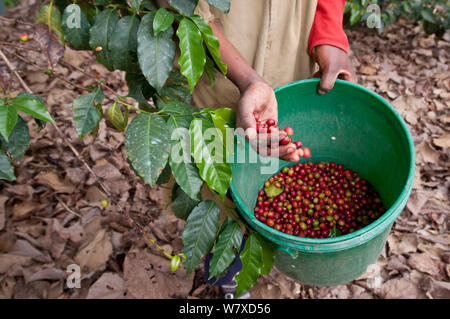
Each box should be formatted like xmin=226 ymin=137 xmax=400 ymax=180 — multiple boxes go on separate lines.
xmin=288 ymin=148 xmax=295 ymax=153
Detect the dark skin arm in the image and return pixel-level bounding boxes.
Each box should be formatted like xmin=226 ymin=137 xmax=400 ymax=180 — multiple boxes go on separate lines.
xmin=209 ymin=23 xmax=355 ymax=161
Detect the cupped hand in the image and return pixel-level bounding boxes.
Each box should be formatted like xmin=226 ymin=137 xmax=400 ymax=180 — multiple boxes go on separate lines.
xmin=311 ymin=45 xmax=356 ymax=94
xmin=236 ymin=79 xmax=300 ymax=162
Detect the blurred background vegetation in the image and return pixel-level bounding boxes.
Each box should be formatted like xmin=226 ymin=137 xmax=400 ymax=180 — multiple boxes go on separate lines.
xmin=1 ymin=0 xmax=449 ymax=37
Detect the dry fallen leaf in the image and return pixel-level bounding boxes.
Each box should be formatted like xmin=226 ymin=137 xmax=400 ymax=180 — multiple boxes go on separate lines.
xmin=86 ymin=272 xmax=128 ymax=299
xmin=378 ymin=278 xmax=426 ymax=299
xmin=433 ymin=134 xmax=450 ymax=148
xmin=0 ymin=254 xmax=32 ymax=273
xmin=123 ymin=248 xmax=194 ymax=299
xmin=75 ymin=229 xmax=113 ymax=273
xmin=408 ymin=253 xmax=441 ymax=277
xmin=37 ymin=171 xmax=76 ymax=193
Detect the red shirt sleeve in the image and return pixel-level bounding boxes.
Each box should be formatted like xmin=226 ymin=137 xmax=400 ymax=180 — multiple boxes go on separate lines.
xmin=308 ymin=0 xmax=349 ymax=55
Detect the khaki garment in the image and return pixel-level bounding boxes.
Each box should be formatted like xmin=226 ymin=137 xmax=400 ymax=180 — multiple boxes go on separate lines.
xmin=152 ymin=0 xmax=318 ymax=215
xmin=192 ymin=0 xmax=318 ymax=110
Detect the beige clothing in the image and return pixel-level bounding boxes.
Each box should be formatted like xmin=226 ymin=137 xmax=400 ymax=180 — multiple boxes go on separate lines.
xmin=192 ymin=0 xmax=318 ymax=109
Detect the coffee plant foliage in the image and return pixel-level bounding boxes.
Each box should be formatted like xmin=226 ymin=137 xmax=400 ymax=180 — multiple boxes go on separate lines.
xmin=345 ymin=0 xmax=449 ymax=37
xmin=0 ymin=0 xmax=276 ymax=294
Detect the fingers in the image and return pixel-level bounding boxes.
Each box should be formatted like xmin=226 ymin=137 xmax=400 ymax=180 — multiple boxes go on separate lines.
xmin=319 ymin=68 xmax=355 ymax=94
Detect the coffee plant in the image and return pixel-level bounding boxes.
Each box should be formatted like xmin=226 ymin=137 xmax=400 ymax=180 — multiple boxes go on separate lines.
xmin=0 ymin=0 xmax=276 ymax=296
xmin=345 ymin=0 xmax=449 ymax=37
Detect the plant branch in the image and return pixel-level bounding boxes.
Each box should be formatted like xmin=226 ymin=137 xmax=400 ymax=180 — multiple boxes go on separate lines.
xmin=0 ymin=45 xmax=172 ymax=260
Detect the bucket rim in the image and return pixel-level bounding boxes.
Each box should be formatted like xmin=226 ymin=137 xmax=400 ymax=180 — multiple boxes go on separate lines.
xmin=229 ymin=78 xmax=416 ymax=249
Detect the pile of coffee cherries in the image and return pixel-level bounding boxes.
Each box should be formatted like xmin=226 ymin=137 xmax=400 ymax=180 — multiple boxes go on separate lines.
xmin=254 ymin=161 xmax=386 ymax=238
xmin=253 ymin=113 xmax=310 ymax=158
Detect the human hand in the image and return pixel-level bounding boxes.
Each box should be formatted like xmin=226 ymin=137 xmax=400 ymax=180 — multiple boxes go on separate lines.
xmin=236 ymin=78 xmax=300 ymax=162
xmin=311 ymin=45 xmax=356 ymax=94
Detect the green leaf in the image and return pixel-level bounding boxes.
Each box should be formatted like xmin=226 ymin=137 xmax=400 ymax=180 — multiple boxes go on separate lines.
xmin=255 ymin=234 xmax=275 ymax=276
xmin=130 ymin=0 xmax=143 ymax=10
xmin=35 ymin=4 xmax=65 ymax=44
xmin=172 ymin=187 xmax=200 ymax=220
xmin=169 ymin=0 xmax=198 ymax=16
xmin=235 ymin=234 xmax=263 ymax=297
xmin=107 ymin=102 xmax=128 ymax=132
xmin=209 ymin=221 xmax=242 ymax=279
xmin=155 ymin=163 xmax=170 ymax=186
xmin=204 ymin=56 xmax=216 ymax=88
xmin=191 ymin=15 xmax=227 ymax=75
xmin=350 ymin=3 xmax=362 ymax=26
xmin=207 ymin=0 xmax=230 ymax=13
xmin=0 ymin=99 xmax=18 ymax=142
xmin=89 ymin=9 xmax=120 ymax=71
xmin=62 ymin=4 xmax=91 ymax=50
xmin=125 ymin=113 xmax=170 ymax=186
xmin=153 ymin=8 xmax=174 ymax=36
xmin=264 ymin=183 xmax=283 ymax=198
xmin=190 ymin=118 xmax=231 ymax=197
xmin=137 ymin=12 xmax=176 ymax=92
xmin=125 ymin=71 xmax=156 ymax=105
xmin=181 ymin=200 xmax=220 ymax=275
xmin=168 ymin=114 xmax=203 ymax=201
xmin=72 ymin=87 xmax=104 ymax=138
xmin=170 ymin=255 xmax=181 ymax=272
xmin=0 ymin=151 xmax=15 ymax=181
xmin=0 ymin=116 xmax=30 ymax=162
xmin=169 ymin=70 xmax=188 ymax=86
xmin=176 ymin=18 xmax=206 ymax=93
xmin=109 ymin=15 xmax=140 ymax=72
xmin=421 ymin=7 xmax=437 ymax=24
xmin=213 ymin=108 xmax=236 ymax=128
xmin=12 ymin=93 xmax=54 ymax=123
xmin=159 ymin=85 xmax=191 ymax=104
xmin=140 ymin=0 xmax=157 ymax=11
xmin=210 ymin=108 xmax=235 ymax=155
xmin=162 ymin=101 xmax=197 ymax=119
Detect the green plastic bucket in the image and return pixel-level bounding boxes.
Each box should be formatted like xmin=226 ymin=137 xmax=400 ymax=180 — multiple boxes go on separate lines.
xmin=230 ymin=79 xmax=415 ymax=286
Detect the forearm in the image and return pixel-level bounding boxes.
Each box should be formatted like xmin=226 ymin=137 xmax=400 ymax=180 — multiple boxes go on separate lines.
xmin=209 ymin=22 xmax=263 ymax=93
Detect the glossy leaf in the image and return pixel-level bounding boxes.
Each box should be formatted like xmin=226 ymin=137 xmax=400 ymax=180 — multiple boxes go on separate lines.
xmin=35 ymin=4 xmax=65 ymax=44
xmin=137 ymin=12 xmax=176 ymax=92
xmin=209 ymin=221 xmax=243 ymax=279
xmin=172 ymin=187 xmax=200 ymax=220
xmin=0 ymin=151 xmax=15 ymax=181
xmin=204 ymin=56 xmax=216 ymax=88
xmin=72 ymin=87 xmax=104 ymax=138
xmin=159 ymin=85 xmax=191 ymax=105
xmin=0 ymin=116 xmax=30 ymax=162
xmin=156 ymin=162 xmax=171 ymax=185
xmin=125 ymin=113 xmax=170 ymax=186
xmin=191 ymin=15 xmax=227 ymax=75
xmin=62 ymin=4 xmax=91 ymax=50
xmin=169 ymin=0 xmax=198 ymax=16
xmin=255 ymin=234 xmax=275 ymax=276
xmin=190 ymin=118 xmax=231 ymax=196
xmin=125 ymin=71 xmax=155 ymax=105
xmin=12 ymin=93 xmax=55 ymax=123
xmin=109 ymin=15 xmax=140 ymax=71
xmin=181 ymin=200 xmax=220 ymax=275
xmin=89 ymin=9 xmax=120 ymax=71
xmin=153 ymin=8 xmax=174 ymax=36
xmin=167 ymin=110 xmax=203 ymax=200
xmin=0 ymin=99 xmax=18 ymax=142
xmin=176 ymin=18 xmax=206 ymax=93
xmin=207 ymin=0 xmax=230 ymax=13
xmin=235 ymin=234 xmax=263 ymax=297
xmin=264 ymin=183 xmax=283 ymax=198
